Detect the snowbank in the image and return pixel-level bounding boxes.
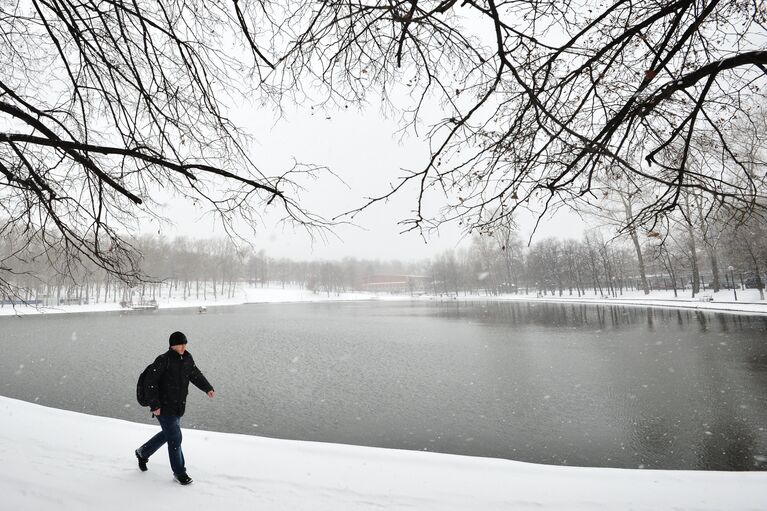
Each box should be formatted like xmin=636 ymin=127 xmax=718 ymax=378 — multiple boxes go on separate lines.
xmin=0 ymin=287 xmax=388 ymax=317
xmin=0 ymin=396 xmax=764 ymax=511
xmin=482 ymin=288 xmax=767 ymax=315
xmin=1 ymin=286 xmax=765 ymax=317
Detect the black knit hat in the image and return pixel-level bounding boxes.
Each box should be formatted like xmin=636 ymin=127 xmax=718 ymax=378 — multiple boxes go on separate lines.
xmin=169 ymin=331 xmax=188 ymax=346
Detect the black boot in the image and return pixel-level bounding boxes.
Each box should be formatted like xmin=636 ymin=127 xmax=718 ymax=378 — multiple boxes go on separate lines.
xmin=135 ymin=449 xmax=148 ymax=472
xmin=174 ymin=472 xmax=193 ymax=485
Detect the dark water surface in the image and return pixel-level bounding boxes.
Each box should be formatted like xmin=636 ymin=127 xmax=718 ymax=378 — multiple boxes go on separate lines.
xmin=1 ymin=300 xmax=766 ymax=470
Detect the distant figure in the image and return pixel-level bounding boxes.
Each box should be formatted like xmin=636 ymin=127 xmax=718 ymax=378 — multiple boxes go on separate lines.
xmin=135 ymin=331 xmax=215 ymax=485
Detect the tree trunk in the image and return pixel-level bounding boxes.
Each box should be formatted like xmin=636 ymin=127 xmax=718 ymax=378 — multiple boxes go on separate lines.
xmin=666 ymin=253 xmax=678 ymax=298
xmin=707 ymin=246 xmax=721 ymax=293
xmin=695 ymin=196 xmax=721 ymax=293
xmin=684 ymin=201 xmax=700 ymax=296
xmin=629 ymin=229 xmax=650 ymax=295
xmin=745 ymin=245 xmax=766 ymax=300
xmin=623 ymin=197 xmax=650 ymax=295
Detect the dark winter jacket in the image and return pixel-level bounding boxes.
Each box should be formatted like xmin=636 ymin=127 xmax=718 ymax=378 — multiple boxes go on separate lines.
xmin=145 ymin=349 xmax=214 ymax=417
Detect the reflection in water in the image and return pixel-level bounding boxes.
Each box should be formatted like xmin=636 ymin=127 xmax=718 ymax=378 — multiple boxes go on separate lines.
xmin=426 ymin=300 xmax=767 ymax=470
xmin=717 ymin=313 xmax=730 ymax=334
xmin=437 ymin=300 xmax=754 ymax=333
xmin=696 ymin=311 xmax=708 ymax=332
xmin=1 ymin=300 xmax=766 ymax=471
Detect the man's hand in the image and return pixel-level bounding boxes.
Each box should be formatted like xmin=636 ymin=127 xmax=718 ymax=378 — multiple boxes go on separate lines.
xmin=207 ymin=390 xmax=216 ymax=399
xmin=151 ymin=408 xmax=161 ymax=416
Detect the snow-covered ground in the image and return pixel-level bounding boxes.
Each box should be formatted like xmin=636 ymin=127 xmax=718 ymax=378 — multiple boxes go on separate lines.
xmin=1 ymin=396 xmax=764 ymax=511
xmin=1 ymin=285 xmax=764 ymax=316
xmin=0 ymin=286 xmax=391 ymax=316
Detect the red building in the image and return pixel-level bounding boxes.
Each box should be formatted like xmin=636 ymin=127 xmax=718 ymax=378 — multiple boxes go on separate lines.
xmin=362 ymin=275 xmax=429 ymax=294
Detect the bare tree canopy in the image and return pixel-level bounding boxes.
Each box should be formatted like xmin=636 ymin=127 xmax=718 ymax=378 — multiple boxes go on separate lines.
xmin=266 ymin=0 xmax=767 ymax=234
xmin=2 ymin=0 xmax=767 ymax=299
xmin=0 ymin=0 xmax=323 ymax=294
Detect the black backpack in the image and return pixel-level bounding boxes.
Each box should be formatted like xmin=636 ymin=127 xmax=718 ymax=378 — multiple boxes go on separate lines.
xmin=136 ymin=354 xmax=168 ymax=407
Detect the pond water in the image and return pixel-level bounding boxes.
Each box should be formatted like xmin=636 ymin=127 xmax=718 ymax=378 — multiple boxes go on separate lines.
xmin=1 ymin=300 xmax=766 ymax=470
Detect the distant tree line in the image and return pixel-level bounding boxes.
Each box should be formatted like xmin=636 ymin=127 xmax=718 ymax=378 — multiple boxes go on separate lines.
xmin=447 ymin=209 xmax=766 ymax=300
xmin=0 ymin=233 xmax=420 ymax=304
xmin=1 ymin=207 xmax=765 ymax=306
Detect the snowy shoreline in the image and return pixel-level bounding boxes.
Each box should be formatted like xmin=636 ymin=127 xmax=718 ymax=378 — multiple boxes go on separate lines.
xmin=1 ymin=396 xmax=764 ymax=511
xmin=479 ymin=292 xmax=767 ymax=316
xmin=1 ymin=286 xmax=765 ymax=317
xmin=3 ymin=291 xmax=766 ymax=510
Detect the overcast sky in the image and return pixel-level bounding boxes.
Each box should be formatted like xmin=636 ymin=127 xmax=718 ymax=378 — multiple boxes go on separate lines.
xmin=149 ymin=99 xmax=589 ymax=261
xmin=125 ymin=6 xmax=602 ymax=262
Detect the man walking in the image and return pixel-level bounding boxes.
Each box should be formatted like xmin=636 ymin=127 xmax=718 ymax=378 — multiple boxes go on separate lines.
xmin=135 ymin=331 xmax=215 ymax=485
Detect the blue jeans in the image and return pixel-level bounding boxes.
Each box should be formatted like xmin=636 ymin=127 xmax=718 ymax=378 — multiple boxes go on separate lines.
xmin=138 ymin=415 xmax=186 ymax=475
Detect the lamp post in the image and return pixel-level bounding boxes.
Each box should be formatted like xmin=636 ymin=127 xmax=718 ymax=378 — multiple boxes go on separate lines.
xmin=728 ymin=266 xmax=738 ymax=301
